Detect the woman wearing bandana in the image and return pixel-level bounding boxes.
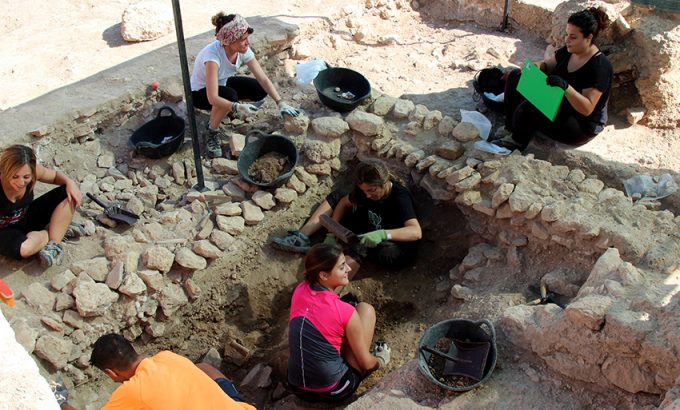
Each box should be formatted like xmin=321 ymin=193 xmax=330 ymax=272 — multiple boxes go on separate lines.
xmin=190 ymin=13 xmax=301 ymax=158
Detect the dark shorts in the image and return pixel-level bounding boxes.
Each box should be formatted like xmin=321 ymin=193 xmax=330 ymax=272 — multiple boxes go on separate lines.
xmin=290 ymin=366 xmax=363 ymax=403
xmin=192 ymin=76 xmax=267 ymax=111
xmin=0 ymin=185 xmax=67 ymax=260
xmin=214 ymin=377 xmax=244 ymax=402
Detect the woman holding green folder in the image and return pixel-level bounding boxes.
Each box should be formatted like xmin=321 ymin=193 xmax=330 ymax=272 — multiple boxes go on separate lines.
xmin=495 ymin=7 xmax=613 ymax=151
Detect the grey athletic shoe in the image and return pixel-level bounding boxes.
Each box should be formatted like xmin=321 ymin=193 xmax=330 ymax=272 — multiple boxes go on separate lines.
xmin=205 ymin=128 xmax=223 ymax=158
xmin=39 ymin=240 xmax=64 ymax=268
xmin=270 ymin=230 xmax=311 ymax=254
xmin=64 ymin=221 xmax=90 ymax=239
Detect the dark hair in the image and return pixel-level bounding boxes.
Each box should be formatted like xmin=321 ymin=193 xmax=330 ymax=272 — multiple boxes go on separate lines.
xmin=0 ymin=144 xmax=37 ymax=192
xmin=212 ymin=12 xmax=254 ymax=36
xmin=349 ymin=159 xmax=403 ymax=205
xmin=90 ymin=333 xmax=139 ymax=371
xmin=568 ymin=7 xmax=610 ymax=42
xmin=303 ymin=244 xmax=343 ymax=284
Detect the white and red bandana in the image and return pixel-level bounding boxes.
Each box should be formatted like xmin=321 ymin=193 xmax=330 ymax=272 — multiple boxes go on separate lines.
xmin=216 ymin=14 xmax=250 ymax=45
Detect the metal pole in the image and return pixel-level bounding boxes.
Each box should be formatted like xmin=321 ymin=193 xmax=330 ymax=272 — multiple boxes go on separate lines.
xmin=501 ymin=0 xmax=511 ymax=31
xmin=171 ymin=0 xmax=206 ymax=191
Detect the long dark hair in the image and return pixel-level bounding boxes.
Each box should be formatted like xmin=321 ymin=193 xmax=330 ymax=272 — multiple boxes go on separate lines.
xmin=303 ymin=244 xmax=342 ymax=284
xmin=568 ymin=7 xmax=610 ymax=42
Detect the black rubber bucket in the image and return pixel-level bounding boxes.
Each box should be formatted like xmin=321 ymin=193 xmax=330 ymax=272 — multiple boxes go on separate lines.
xmin=129 ymin=106 xmax=185 ymax=159
xmin=418 ymin=318 xmax=497 ymax=392
xmin=237 ymin=130 xmax=298 ymax=188
xmin=313 ymin=66 xmax=371 ymax=112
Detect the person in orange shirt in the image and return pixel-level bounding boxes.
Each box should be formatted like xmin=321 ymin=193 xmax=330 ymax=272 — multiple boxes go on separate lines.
xmin=56 ymin=333 xmax=255 ymax=410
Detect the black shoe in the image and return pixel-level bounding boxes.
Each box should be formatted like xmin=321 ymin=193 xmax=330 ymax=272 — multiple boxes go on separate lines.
xmin=493 ymin=137 xmax=527 ymax=152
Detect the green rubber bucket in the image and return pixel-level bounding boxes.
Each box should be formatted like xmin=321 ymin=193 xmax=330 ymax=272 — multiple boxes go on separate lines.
xmin=417 ymin=318 xmax=497 ymax=392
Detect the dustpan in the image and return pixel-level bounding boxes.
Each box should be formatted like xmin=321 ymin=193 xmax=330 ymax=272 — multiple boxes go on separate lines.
xmin=443 ymin=339 xmax=491 ymax=380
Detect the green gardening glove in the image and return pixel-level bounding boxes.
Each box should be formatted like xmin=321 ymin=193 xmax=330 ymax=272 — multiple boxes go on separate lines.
xmin=323 ymin=233 xmax=337 ymax=245
xmin=359 ymin=230 xmax=388 ymax=248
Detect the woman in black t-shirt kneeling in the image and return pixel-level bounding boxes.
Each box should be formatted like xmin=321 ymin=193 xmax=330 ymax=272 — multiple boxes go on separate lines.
xmin=495 ymin=7 xmax=613 ymax=151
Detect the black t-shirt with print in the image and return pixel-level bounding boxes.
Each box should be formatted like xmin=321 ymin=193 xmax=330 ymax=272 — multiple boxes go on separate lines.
xmin=553 ymin=46 xmax=613 ymax=133
xmin=348 ymin=181 xmax=417 ymax=235
xmin=0 ymin=185 xmax=33 ymax=230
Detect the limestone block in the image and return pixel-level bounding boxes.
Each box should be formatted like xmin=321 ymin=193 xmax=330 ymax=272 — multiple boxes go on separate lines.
xmin=193 ymin=240 xmax=222 ymax=259
xmin=72 ymin=257 xmax=109 ymax=282
xmin=540 ymin=202 xmax=565 ymax=222
xmin=22 ymin=283 xmax=56 ymax=313
xmin=183 ymin=279 xmax=202 ymax=301
xmin=216 ymin=216 xmax=245 ymax=236
xmin=565 ymin=294 xmax=612 ymax=331
xmin=304 ymin=139 xmax=336 ymax=163
xmin=423 ymin=110 xmax=443 ymax=130
xmin=496 ymin=203 xmax=513 ymax=219
xmin=346 ymin=111 xmax=384 ymax=136
xmin=438 ymin=115 xmax=458 ymax=137
xmin=454 ymin=172 xmax=481 ymax=192
xmin=625 ymin=107 xmax=645 ymax=125
xmin=73 ymin=282 xmax=118 ymax=317
xmin=551 ymin=234 xmax=574 ymax=249
xmin=55 ymin=293 xmax=75 ymax=312
xmin=137 ymin=185 xmax=159 ymax=208
xmin=210 ymin=229 xmax=235 ymax=251
xmin=11 ymin=319 xmax=39 ymax=354
xmin=158 ymin=282 xmax=189 ymax=317
xmin=106 ymin=262 xmax=125 ymax=290
xmin=118 ymin=272 xmax=147 ymax=297
xmin=142 ymin=246 xmax=175 ymax=273
xmin=525 ymin=202 xmax=543 ymax=219
xmin=51 ymin=270 xmax=76 ymax=292
xmin=306 ymin=162 xmax=332 ymax=176
xmin=567 ymin=169 xmax=586 ymax=184
xmin=404 ymin=150 xmax=426 ymax=168
xmin=452 ymin=122 xmax=480 ymax=142
xmin=286 ymin=174 xmax=306 ymax=194
xmin=472 ymin=199 xmax=495 ymax=216
xmin=121 ymin=0 xmax=173 ymax=42
xmin=211 ymin=158 xmax=239 ymax=175
xmin=419 ymin=174 xmax=454 ymax=201
xmin=391 ymin=99 xmax=415 ymax=119
xmin=530 ymin=221 xmax=550 ymax=240
xmin=602 ymin=356 xmax=659 ymax=394
xmin=455 ymin=191 xmax=482 ymax=207
xmin=137 ymin=270 xmax=164 ymax=292
xmin=222 ymin=182 xmax=246 ymax=202
xmin=283 ymin=112 xmax=309 ymax=135
xmin=294 ymin=167 xmax=318 ymax=187
xmin=580 ymin=178 xmax=605 ymax=195
xmin=445 ymin=165 xmax=474 ymax=185
xmin=241 ymin=201 xmax=265 ymax=225
xmin=34 ymin=334 xmax=74 ymax=370
xmin=311 ymin=117 xmax=350 ymax=138
xmin=126 ymin=196 xmax=145 ymax=215
xmin=492 ymin=183 xmax=514 ymax=208
xmin=175 ymin=248 xmax=207 ymax=271
xmin=215 ymin=202 xmax=242 ymax=216
xmin=370 ymin=95 xmax=397 ymax=116
xmin=409 ymin=104 xmax=429 ymax=124
xmin=240 ymin=363 xmax=273 ymax=389
xmin=229 ymin=133 xmax=246 ymax=157
xmin=274 ymin=187 xmax=298 ymax=204
xmin=403 ymin=121 xmax=421 ymax=136
xmin=62 ymin=310 xmax=84 ymax=329
xmin=435 ymin=141 xmax=464 ymax=160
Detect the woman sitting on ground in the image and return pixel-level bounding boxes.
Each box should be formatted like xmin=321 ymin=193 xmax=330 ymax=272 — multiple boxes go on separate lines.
xmin=190 ymin=12 xmax=300 ymax=158
xmin=494 ymin=7 xmax=612 ymax=151
xmin=288 ymin=244 xmax=390 ymax=403
xmin=0 ymin=145 xmax=82 ymax=267
xmin=272 ymin=159 xmax=422 ymax=269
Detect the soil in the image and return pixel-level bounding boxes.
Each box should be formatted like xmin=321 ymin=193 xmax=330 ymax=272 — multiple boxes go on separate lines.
xmin=248 ymin=152 xmax=291 ymax=184
xmin=1 ymin=0 xmax=678 ymax=409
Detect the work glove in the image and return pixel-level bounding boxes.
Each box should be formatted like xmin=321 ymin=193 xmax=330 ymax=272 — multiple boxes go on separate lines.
xmin=358 ymin=230 xmax=388 ymax=248
xmin=374 ymin=341 xmax=391 ymax=367
xmin=278 ymin=100 xmax=300 ymax=117
xmin=546 ymin=75 xmax=568 ymax=90
xmin=50 ymin=378 xmax=69 ymax=406
xmin=232 ymin=102 xmax=259 ymax=117
xmin=323 ymin=233 xmax=337 ymax=245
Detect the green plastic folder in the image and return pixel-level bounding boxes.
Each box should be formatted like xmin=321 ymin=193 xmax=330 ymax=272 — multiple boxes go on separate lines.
xmin=516 ymin=60 xmax=565 ymax=122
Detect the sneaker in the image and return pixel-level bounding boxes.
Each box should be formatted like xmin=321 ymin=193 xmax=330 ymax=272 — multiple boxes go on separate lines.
xmin=492 ymin=136 xmax=527 ymax=152
xmin=64 ymin=221 xmax=90 ymax=239
xmin=39 ymin=240 xmax=64 ymax=268
xmin=205 ymin=128 xmax=223 ymax=158
xmin=270 ymin=230 xmax=311 ymax=254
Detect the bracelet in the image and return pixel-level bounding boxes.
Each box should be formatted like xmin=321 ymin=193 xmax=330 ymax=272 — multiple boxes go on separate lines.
xmin=386 ymin=232 xmax=392 ymax=241
xmin=231 ymin=102 xmax=238 ymax=113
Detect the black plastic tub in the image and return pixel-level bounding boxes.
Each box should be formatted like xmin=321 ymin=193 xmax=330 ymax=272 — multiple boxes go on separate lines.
xmin=237 ymin=130 xmax=299 ymax=188
xmin=129 ymin=106 xmax=185 ymax=159
xmin=313 ymin=67 xmax=371 ymax=112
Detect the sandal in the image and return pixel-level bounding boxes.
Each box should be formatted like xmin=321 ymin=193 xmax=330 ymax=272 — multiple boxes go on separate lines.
xmin=270 ymin=230 xmax=311 ymax=254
